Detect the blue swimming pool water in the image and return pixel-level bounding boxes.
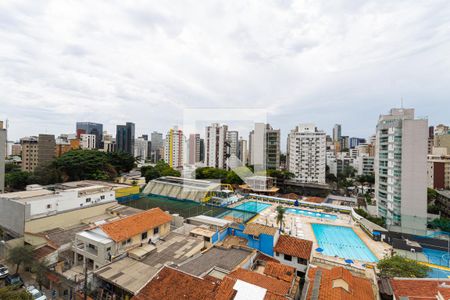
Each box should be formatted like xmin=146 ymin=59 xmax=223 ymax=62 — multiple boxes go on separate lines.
xmin=233 ymin=201 xmax=272 ymax=213
xmin=423 ymin=248 xmax=450 ymax=267
xmin=312 ymin=223 xmax=378 ymax=262
xmin=285 ymin=208 xmax=337 ymax=220
xmin=427 ymin=267 xmax=450 ymax=278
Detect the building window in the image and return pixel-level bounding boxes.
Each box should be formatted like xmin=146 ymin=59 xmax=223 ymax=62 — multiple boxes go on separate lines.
xmin=100 ymin=195 xmax=105 ymax=200
xmin=297 ymin=257 xmax=307 ymax=265
xmin=141 ymin=232 xmax=148 ymax=240
xmin=122 ymin=241 xmax=126 ymax=246
xmin=86 ymin=198 xmax=91 ymax=203
xmin=153 ymin=227 xmax=159 ymax=235
xmin=88 ymin=244 xmax=96 ymax=250
xmin=46 ymin=204 xmax=51 ymax=209
xmin=284 ymin=254 xmax=292 ymax=261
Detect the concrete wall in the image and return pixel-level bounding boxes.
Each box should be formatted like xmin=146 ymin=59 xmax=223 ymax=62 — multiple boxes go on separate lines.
xmin=0 ymin=197 xmax=25 ymax=236
xmin=0 ymin=127 xmax=6 ymax=193
xmin=25 ymin=202 xmax=117 ymax=233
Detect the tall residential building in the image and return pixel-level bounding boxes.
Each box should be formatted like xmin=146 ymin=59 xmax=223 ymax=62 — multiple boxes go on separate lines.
xmin=375 ymin=108 xmax=428 ymax=234
xmin=199 ymin=138 xmax=205 ymax=162
xmin=332 ymin=124 xmax=342 ymax=142
xmin=287 ymin=124 xmax=326 ymax=184
xmin=134 ymin=136 xmax=149 ymax=162
xmin=188 ymin=134 xmax=201 ymax=165
xmin=102 ymin=131 xmax=116 ymax=153
xmin=151 ymin=131 xmax=164 ymax=162
xmin=164 ymin=127 xmax=184 ymax=169
xmin=249 ymin=123 xmax=280 ymax=171
xmin=205 ymin=123 xmax=229 ymax=169
xmin=434 ymin=134 xmax=450 ymax=153
xmin=0 ymin=121 xmax=6 ymax=193
xmin=238 ymin=137 xmax=248 ymax=165
xmin=80 ymin=134 xmax=96 ymax=150
xmin=226 ymin=131 xmax=239 ymax=158
xmin=349 ymin=137 xmax=366 ymax=149
xmin=21 ymin=134 xmax=56 ymax=172
xmin=427 ymin=147 xmax=450 ymax=190
xmin=428 ymin=126 xmax=435 ymax=154
xmin=76 ymin=122 xmax=103 ymax=149
xmin=116 ymin=122 xmax=135 ymax=155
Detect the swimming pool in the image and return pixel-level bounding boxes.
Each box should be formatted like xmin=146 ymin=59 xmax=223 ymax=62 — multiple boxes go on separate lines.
xmin=233 ymin=201 xmax=272 ymax=213
xmin=285 ymin=208 xmax=337 ymax=220
xmin=312 ymin=223 xmax=378 ymax=262
xmin=423 ymin=248 xmax=450 ymax=268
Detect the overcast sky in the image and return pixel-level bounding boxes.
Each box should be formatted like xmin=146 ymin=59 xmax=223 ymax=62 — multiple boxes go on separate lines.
xmin=1 ymin=0 xmax=449 ymax=145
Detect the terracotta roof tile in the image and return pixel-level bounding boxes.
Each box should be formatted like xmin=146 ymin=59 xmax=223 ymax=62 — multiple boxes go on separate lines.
xmin=33 ymin=244 xmax=57 ymax=260
xmin=228 ymin=268 xmax=291 ymax=296
xmin=100 ymin=208 xmax=171 ymax=242
xmin=274 ymin=235 xmax=313 ymax=260
xmin=215 ymin=277 xmax=237 ymax=300
xmin=390 ymin=279 xmax=450 ymax=299
xmin=243 ymin=223 xmax=277 ymax=237
xmin=306 ymin=267 xmax=375 ymax=300
xmin=263 ymin=261 xmax=295 ymax=283
xmin=133 ymin=267 xmax=221 ymax=300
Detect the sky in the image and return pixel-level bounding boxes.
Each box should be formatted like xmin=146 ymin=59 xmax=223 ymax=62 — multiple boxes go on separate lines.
xmin=1 ymin=0 xmax=450 ymax=146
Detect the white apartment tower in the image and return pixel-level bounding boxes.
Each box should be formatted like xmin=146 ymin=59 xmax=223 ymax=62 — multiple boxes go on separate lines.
xmin=226 ymin=131 xmax=239 ymax=159
xmin=249 ymin=123 xmax=280 ymax=171
xmin=164 ymin=127 xmax=185 ymax=169
xmin=205 ymin=123 xmax=228 ymax=169
xmin=375 ymin=108 xmax=428 ymax=234
xmin=287 ymin=124 xmax=326 ymax=184
xmin=238 ymin=137 xmax=248 ymax=165
xmin=188 ymin=133 xmax=201 ymax=165
xmin=80 ymin=134 xmax=96 ymax=150
xmin=134 ymin=137 xmax=149 ymax=162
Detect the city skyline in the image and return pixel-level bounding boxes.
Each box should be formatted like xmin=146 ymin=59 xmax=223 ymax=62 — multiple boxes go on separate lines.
xmin=1 ymin=1 xmax=450 ymax=141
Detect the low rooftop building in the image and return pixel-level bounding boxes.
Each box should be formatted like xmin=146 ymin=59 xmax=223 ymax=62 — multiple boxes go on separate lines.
xmin=304 ymin=266 xmax=375 ymax=300
xmin=381 ymin=278 xmax=450 ymax=300
xmin=274 ymin=235 xmax=313 ymax=274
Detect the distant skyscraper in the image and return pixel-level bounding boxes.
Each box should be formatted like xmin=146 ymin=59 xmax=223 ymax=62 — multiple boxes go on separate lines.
xmin=226 ymin=131 xmax=239 ymax=159
xmin=0 ymin=121 xmax=6 ymax=193
xmin=375 ymin=108 xmax=428 ymax=234
xmin=116 ymin=122 xmax=135 ymax=155
xmin=134 ymin=136 xmax=149 ymax=162
xmin=249 ymin=123 xmax=280 ymax=171
xmin=205 ymin=123 xmax=228 ymax=169
xmin=332 ymin=124 xmax=342 ymax=142
xmin=151 ymin=131 xmax=163 ymax=162
xmin=164 ymin=127 xmax=184 ymax=169
xmin=76 ymin=122 xmax=103 ymax=149
xmin=287 ymin=124 xmax=326 ymax=184
xmin=188 ymin=133 xmax=201 ymax=165
xmin=238 ymin=137 xmax=248 ymax=165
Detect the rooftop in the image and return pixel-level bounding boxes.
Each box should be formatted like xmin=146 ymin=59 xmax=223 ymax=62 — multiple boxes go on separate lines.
xmin=100 ymin=208 xmax=172 ymax=242
xmin=178 ymin=246 xmax=255 ymax=277
xmin=243 ymin=223 xmax=277 ymax=237
xmin=227 ymin=268 xmax=291 ymax=296
xmin=132 ymin=267 xmax=222 ymax=300
xmin=151 ymin=176 xmax=221 ymax=191
xmin=390 ymin=278 xmax=450 ymax=300
xmin=305 ymin=266 xmax=375 ymax=300
xmin=274 ymin=235 xmax=313 ymax=260
xmin=263 ymin=261 xmax=295 ymax=283
xmin=187 ymin=215 xmax=233 ymax=228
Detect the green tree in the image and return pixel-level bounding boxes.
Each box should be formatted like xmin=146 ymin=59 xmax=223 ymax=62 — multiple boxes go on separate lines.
xmin=7 ymin=245 xmax=34 ymax=273
xmin=31 ymin=260 xmax=48 ymax=290
xmin=106 ymin=152 xmax=136 ymax=174
xmin=377 ymin=255 xmax=430 ymax=278
xmin=0 ymin=286 xmax=33 ymax=300
xmin=5 ymin=163 xmax=20 ymax=173
xmin=141 ymin=161 xmax=181 ymax=182
xmin=5 ymin=171 xmax=31 ymax=190
xmin=429 ymin=218 xmax=450 ymax=232
xmin=428 ymin=188 xmax=439 ymax=202
xmin=275 ymin=205 xmax=286 ymax=233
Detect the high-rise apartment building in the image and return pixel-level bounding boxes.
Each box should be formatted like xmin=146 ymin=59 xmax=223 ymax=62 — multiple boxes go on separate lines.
xmin=134 ymin=136 xmax=149 ymax=162
xmin=188 ymin=134 xmax=201 ymax=165
xmin=102 ymin=131 xmax=116 ymax=153
xmin=0 ymin=121 xmax=6 ymax=193
xmin=76 ymin=122 xmax=103 ymax=149
xmin=375 ymin=108 xmax=428 ymax=234
xmin=164 ymin=127 xmax=184 ymax=169
xmin=205 ymin=123 xmax=229 ymax=169
xmin=238 ymin=137 xmax=248 ymax=165
xmin=116 ymin=122 xmax=135 ymax=155
xmin=333 ymin=124 xmax=342 ymax=142
xmin=21 ymin=134 xmax=56 ymax=172
xmin=249 ymin=123 xmax=280 ymax=171
xmin=226 ymin=131 xmax=239 ymax=158
xmin=287 ymin=124 xmax=326 ymax=184
xmin=151 ymin=131 xmax=164 ymax=163
xmin=427 ymin=147 xmax=450 ymax=190
xmin=80 ymin=134 xmax=96 ymax=150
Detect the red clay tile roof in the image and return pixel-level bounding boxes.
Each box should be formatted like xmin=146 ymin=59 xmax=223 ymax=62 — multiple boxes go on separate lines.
xmin=133 ymin=267 xmax=221 ymax=300
xmin=264 ymin=291 xmax=289 ymax=300
xmin=306 ymin=267 xmax=375 ymax=300
xmin=100 ymin=208 xmax=171 ymax=242
xmin=274 ymin=235 xmax=313 ymax=260
xmin=228 ymin=268 xmax=291 ymax=296
xmin=263 ymin=261 xmax=295 ymax=283
xmin=390 ymin=279 xmax=450 ymax=299
xmin=215 ymin=277 xmax=238 ymax=300
xmin=33 ymin=244 xmax=57 ymax=260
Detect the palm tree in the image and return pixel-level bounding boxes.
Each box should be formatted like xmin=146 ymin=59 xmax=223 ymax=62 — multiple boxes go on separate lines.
xmin=276 ymin=205 xmax=286 ymax=233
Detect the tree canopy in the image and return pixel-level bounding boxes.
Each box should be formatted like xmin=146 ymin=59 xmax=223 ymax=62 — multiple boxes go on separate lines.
xmin=0 ymin=286 xmax=33 ymax=300
xmin=377 ymin=255 xmax=430 ymax=278
xmin=141 ymin=161 xmax=181 ymax=182
xmin=8 ymin=245 xmax=34 ymax=273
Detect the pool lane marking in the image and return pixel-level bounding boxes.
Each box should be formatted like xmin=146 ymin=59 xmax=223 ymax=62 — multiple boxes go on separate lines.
xmin=419 ymin=262 xmax=450 ymax=272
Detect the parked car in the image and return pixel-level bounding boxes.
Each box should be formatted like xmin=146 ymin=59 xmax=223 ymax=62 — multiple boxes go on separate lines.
xmin=27 ymin=286 xmax=47 ymax=300
xmin=0 ymin=264 xmax=9 ymax=279
xmin=5 ymin=273 xmax=24 ymax=287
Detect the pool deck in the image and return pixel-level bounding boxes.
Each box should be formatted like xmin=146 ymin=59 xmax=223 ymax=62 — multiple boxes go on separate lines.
xmin=238 ymin=199 xmax=392 ymax=267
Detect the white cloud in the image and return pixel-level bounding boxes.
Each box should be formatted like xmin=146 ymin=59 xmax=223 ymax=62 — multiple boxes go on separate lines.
xmin=0 ymin=0 xmax=449 ymax=143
